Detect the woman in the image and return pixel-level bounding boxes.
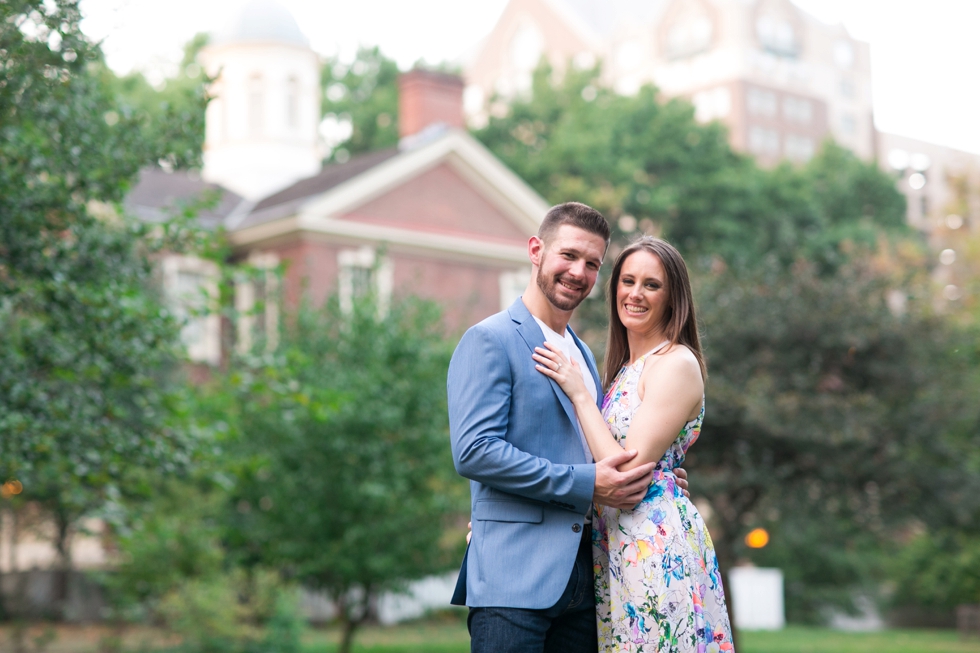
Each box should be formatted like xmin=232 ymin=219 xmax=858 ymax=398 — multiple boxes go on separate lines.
xmin=533 ymin=236 xmax=734 ymax=653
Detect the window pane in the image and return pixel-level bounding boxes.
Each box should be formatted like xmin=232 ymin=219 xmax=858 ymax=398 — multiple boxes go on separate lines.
xmin=350 ymin=266 xmax=374 ymax=299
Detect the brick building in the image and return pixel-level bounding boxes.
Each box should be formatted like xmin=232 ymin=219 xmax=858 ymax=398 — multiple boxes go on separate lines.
xmin=123 ymin=2 xmax=549 ymax=365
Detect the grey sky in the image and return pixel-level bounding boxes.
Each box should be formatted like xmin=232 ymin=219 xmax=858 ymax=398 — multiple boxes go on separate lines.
xmin=79 ymin=0 xmax=980 ymax=155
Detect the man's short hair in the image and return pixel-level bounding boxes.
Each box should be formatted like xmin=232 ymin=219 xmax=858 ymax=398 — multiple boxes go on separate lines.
xmin=538 ymin=202 xmax=611 ymax=246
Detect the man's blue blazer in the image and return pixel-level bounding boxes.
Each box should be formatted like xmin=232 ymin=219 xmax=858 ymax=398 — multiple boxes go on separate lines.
xmin=448 ymin=298 xmax=601 ymax=609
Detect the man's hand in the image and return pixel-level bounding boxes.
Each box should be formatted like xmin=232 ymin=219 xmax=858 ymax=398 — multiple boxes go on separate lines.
xmin=674 ymin=467 xmax=690 ymax=499
xmin=593 ymin=449 xmax=656 ymax=509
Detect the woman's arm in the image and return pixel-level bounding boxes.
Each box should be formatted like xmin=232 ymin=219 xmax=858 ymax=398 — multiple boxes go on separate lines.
xmin=534 ymin=343 xmax=703 ymax=472
xmin=620 ymin=352 xmax=703 ymax=471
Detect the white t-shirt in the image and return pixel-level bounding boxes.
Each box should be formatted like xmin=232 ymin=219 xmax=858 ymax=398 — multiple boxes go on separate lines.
xmin=533 ymin=316 xmax=598 ymax=464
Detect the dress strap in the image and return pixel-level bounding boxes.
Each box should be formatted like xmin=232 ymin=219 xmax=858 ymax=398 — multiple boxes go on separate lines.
xmin=636 ymin=340 xmax=671 ymax=363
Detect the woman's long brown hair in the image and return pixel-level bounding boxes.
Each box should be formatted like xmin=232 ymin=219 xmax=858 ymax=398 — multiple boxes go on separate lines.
xmin=602 ymin=237 xmax=706 ymax=388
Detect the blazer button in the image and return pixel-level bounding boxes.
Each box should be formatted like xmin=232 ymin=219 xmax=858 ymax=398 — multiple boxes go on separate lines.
xmin=572 ymin=523 xmax=582 ymax=533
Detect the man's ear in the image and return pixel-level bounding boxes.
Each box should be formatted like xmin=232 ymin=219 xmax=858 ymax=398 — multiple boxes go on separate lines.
xmin=528 ymin=235 xmax=544 ymax=267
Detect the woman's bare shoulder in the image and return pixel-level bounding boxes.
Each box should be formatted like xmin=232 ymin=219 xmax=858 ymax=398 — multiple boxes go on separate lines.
xmin=639 ymin=343 xmax=703 ymax=388
xmin=655 ymin=343 xmax=700 ymax=370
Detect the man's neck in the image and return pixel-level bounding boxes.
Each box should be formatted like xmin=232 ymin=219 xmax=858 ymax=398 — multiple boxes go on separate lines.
xmin=522 ymin=285 xmax=571 ymax=335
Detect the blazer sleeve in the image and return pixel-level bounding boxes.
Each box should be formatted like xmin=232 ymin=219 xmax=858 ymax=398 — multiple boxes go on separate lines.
xmin=448 ymin=324 xmax=595 ymax=514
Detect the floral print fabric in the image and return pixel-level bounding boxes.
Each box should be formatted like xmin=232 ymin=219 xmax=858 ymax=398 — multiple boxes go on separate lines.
xmin=593 ymin=349 xmax=734 ymax=653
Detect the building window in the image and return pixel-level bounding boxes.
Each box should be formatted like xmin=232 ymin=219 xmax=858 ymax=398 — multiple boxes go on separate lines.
xmin=756 ymin=15 xmax=799 ymax=57
xmin=840 ymin=79 xmax=855 ymax=99
xmin=235 ymin=252 xmax=280 ymax=354
xmin=693 ymin=87 xmax=731 ymax=123
xmin=782 ymin=97 xmax=812 ymax=124
xmin=747 ymin=88 xmax=778 ymax=118
xmin=498 ymin=268 xmax=531 ymax=312
xmin=833 ymin=40 xmax=854 ymax=69
xmin=748 ymin=126 xmax=780 ymax=155
xmin=665 ymin=16 xmax=714 ymax=60
xmin=840 ymin=113 xmax=857 ymax=135
xmin=338 ymin=247 xmax=393 ymax=316
xmin=247 ymin=74 xmax=265 ymax=137
xmin=784 ymin=135 xmax=814 ymax=161
xmin=162 ymin=255 xmax=220 ymax=365
xmin=285 ymin=76 xmax=299 ymax=131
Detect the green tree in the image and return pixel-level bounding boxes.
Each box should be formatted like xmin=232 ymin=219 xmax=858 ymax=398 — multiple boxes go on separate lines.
xmin=104 ymin=32 xmax=211 ymax=170
xmin=321 ymin=47 xmax=400 ymax=162
xmin=888 ymin=529 xmax=980 ymax=613
xmin=688 ymin=254 xmax=980 ymax=620
xmin=474 ymin=64 xmax=910 ymax=272
xmin=0 ymin=0 xmax=203 ymax=617
xmin=210 ymin=295 xmax=465 ymax=653
xmin=475 ymin=65 xmax=762 ymax=261
xmin=103 ymin=479 xmax=302 ymax=653
xmin=757 ymin=142 xmax=909 ymax=271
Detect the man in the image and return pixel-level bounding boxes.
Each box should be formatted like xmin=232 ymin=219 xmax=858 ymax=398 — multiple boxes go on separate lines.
xmin=448 ymin=202 xmax=687 ymax=653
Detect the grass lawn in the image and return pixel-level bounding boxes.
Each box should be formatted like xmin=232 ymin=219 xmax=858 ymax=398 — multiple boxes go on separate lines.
xmin=302 ymin=618 xmax=470 ymax=653
xmin=302 ymin=622 xmax=980 ymax=653
xmin=4 ymin=621 xmax=979 ymax=652
xmin=739 ymin=626 xmax=980 ymax=653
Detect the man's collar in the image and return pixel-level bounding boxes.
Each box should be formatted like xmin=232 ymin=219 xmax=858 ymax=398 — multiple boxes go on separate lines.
xmin=511 ymin=297 xmax=585 ymax=341
xmin=507 ymin=297 xmax=532 ymax=324
xmin=511 ymin=296 xmax=576 ymax=334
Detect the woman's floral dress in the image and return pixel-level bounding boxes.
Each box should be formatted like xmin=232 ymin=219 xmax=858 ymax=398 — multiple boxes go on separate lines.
xmin=593 ymin=345 xmax=734 ymax=653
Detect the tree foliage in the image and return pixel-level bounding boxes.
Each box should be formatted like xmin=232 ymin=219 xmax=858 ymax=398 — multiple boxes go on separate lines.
xmin=205 ymin=295 xmax=465 ymax=653
xmin=887 ymin=529 xmax=980 ymax=611
xmin=103 ymin=478 xmax=303 ymax=653
xmin=474 ymin=64 xmax=909 ymax=270
xmin=0 ymin=0 xmax=206 ymax=616
xmin=103 ymin=32 xmax=211 ymax=170
xmin=321 ymin=47 xmax=400 ymax=162
xmin=689 ymin=254 xmax=980 ymax=619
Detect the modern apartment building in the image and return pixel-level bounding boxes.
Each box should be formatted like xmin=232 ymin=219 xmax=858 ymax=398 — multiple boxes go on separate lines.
xmin=464 ymin=0 xmax=980 ymax=233
xmin=466 ymin=0 xmax=874 ymax=165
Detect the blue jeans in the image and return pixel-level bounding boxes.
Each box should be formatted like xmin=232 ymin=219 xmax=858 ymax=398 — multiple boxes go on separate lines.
xmin=468 ymin=525 xmax=597 ymax=653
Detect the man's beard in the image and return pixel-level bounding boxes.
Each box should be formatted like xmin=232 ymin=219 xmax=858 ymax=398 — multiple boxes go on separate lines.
xmin=536 ymin=266 xmax=588 ymax=312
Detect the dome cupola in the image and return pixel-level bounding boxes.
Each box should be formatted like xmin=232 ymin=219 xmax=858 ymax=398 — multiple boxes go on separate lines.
xmin=213 ymin=0 xmax=310 ymax=48
xmin=200 ymin=0 xmax=322 ymax=200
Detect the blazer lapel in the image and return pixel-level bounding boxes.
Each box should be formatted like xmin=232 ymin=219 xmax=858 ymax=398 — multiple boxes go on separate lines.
xmin=510 ymin=299 xmax=580 ymax=432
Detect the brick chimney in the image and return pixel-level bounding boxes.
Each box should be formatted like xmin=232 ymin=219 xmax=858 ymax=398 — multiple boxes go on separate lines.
xmin=398 ymin=69 xmax=465 ymax=139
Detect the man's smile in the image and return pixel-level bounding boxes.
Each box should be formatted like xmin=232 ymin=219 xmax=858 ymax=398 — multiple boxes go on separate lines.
xmin=557 ymin=277 xmax=585 ymax=292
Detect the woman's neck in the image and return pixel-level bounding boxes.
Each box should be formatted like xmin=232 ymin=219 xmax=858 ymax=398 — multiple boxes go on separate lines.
xmin=626 ymin=328 xmax=669 ymax=365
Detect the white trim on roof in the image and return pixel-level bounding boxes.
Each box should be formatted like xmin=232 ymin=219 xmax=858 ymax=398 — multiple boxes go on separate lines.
xmin=230 ymin=215 xmax=529 ymax=265
xmin=229 ymin=128 xmax=549 ymax=260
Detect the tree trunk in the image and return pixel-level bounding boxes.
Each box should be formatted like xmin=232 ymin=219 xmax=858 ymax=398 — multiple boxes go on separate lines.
xmin=338 ymin=617 xmax=357 ymax=653
xmin=335 ymin=586 xmax=371 ymax=653
xmin=52 ymin=510 xmax=74 ymax=620
xmin=335 ymin=594 xmax=361 ymax=653
xmin=0 ymin=505 xmax=11 ymax=620
xmin=708 ymin=507 xmax=741 ymax=653
xmin=8 ymin=507 xmax=31 ymax=653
